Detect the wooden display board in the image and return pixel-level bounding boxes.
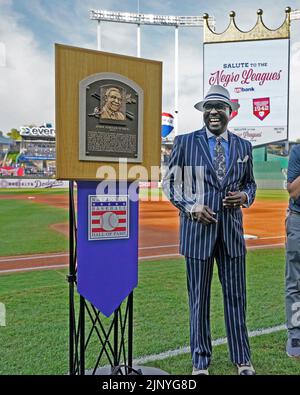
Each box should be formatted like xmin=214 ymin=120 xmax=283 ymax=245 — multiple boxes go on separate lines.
xmin=55 ymin=44 xmax=162 ymax=180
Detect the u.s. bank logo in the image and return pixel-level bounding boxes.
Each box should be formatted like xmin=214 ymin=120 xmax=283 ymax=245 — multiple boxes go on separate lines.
xmin=234 ymin=87 xmax=255 ymax=93
xmin=88 ymin=195 xmax=129 ymax=240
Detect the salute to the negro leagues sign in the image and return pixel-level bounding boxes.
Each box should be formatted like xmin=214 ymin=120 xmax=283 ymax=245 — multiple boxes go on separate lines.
xmin=163 ymin=85 xmax=257 ymax=375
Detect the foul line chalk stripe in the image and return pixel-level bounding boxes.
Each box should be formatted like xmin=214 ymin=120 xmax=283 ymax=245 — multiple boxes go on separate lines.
xmin=132 ymin=324 xmax=287 ymax=365
xmin=0 ymin=264 xmax=67 ymax=274
xmin=0 ymin=243 xmax=285 ymax=272
xmin=0 ymin=253 xmax=68 ymax=263
xmin=0 ymin=236 xmax=286 ymax=263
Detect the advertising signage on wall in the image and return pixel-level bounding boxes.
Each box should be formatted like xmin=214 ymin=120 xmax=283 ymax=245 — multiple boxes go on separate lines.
xmin=204 ymin=38 xmax=289 ymax=146
xmin=20 ymin=127 xmax=56 ymax=139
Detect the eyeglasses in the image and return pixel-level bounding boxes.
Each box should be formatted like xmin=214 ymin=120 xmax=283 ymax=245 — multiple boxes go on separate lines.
xmin=203 ymin=103 xmax=229 ymax=111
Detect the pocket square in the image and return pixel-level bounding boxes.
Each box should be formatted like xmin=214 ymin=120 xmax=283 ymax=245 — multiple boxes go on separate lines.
xmin=237 ymin=155 xmax=249 ymax=163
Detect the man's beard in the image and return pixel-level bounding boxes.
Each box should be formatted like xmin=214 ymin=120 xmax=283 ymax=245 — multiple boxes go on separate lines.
xmin=204 ymin=112 xmax=229 ymax=136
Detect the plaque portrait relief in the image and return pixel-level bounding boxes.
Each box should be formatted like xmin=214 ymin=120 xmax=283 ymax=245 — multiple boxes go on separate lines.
xmin=79 ymin=73 xmax=144 ymax=163
xmin=99 ymin=86 xmax=125 ymax=121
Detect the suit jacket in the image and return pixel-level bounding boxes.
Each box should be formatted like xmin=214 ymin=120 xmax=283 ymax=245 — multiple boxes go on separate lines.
xmin=162 ymin=127 xmax=257 ymax=260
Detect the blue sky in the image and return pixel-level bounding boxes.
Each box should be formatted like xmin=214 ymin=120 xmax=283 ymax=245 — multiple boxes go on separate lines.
xmin=0 ymin=0 xmax=300 ymax=140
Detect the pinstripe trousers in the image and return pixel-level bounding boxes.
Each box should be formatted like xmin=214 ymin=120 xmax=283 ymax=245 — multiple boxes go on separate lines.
xmin=186 ymin=233 xmax=251 ymax=369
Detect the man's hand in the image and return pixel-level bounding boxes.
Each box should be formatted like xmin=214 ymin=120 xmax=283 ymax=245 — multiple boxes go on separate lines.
xmin=191 ymin=204 xmax=218 ymax=225
xmin=223 ymin=191 xmax=247 ymax=208
xmin=287 ymin=176 xmax=300 ymax=200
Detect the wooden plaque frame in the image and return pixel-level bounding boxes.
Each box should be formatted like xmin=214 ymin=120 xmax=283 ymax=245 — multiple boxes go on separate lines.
xmin=55 ymin=44 xmax=162 ymax=180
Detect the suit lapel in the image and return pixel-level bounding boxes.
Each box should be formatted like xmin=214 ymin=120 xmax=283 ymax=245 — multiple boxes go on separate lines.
xmin=221 ymin=131 xmax=239 ymax=185
xmin=195 ymin=128 xmax=219 ymax=184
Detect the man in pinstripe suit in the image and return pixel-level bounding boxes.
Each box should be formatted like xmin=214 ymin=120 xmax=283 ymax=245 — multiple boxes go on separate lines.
xmin=162 ymin=85 xmax=257 ymax=375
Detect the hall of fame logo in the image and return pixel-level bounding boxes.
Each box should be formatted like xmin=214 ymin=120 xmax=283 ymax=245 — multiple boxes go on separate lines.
xmin=88 ymin=195 xmax=129 ymax=240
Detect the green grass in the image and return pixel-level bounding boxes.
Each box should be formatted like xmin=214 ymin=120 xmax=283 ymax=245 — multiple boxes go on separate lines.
xmin=0 ymin=188 xmax=68 ymax=195
xmin=1 ymin=187 xmax=288 ymax=200
xmin=147 ymin=331 xmax=300 ymax=375
xmin=0 ymin=199 xmax=68 ymax=256
xmin=0 ymin=249 xmax=296 ymax=375
xmin=139 ymin=187 xmax=163 ymax=200
xmin=119 ymin=188 xmax=290 ymax=202
xmin=255 ymin=189 xmax=289 ymax=201
xmin=0 ymin=188 xmax=288 ymax=257
xmin=142 ymin=188 xmax=290 ymax=202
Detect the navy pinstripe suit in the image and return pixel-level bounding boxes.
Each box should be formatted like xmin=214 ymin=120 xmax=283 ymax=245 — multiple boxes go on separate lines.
xmin=162 ymin=127 xmax=256 ymax=369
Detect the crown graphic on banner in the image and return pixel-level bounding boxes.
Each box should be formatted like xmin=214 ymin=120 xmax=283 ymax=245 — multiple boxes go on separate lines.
xmin=203 ymin=7 xmax=291 ymax=43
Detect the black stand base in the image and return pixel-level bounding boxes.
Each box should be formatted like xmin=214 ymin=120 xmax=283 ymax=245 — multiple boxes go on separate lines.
xmin=85 ymin=365 xmax=169 ymax=375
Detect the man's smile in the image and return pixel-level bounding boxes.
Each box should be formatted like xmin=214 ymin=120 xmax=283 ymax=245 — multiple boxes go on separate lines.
xmin=208 ymin=117 xmax=221 ymax=124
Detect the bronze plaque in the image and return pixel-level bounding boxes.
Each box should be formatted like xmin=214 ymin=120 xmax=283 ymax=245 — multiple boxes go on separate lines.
xmin=79 ymin=73 xmax=143 ymax=162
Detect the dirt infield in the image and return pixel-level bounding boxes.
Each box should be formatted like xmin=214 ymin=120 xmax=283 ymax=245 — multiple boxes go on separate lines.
xmin=0 ymin=192 xmax=287 ymax=273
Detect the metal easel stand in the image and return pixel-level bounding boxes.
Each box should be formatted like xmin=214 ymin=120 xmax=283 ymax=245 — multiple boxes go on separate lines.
xmin=67 ymin=181 xmax=138 ymax=375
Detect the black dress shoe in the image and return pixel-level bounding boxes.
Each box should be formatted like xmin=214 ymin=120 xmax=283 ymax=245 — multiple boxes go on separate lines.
xmin=236 ymin=363 xmax=256 ymax=375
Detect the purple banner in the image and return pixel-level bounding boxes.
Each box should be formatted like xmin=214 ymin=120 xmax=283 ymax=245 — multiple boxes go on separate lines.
xmin=77 ymin=181 xmax=139 ymax=317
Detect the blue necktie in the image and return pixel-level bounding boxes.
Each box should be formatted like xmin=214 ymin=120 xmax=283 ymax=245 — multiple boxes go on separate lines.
xmin=213 ymin=136 xmax=226 ymax=181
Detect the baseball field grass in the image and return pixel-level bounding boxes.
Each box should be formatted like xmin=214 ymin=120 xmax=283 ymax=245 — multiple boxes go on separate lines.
xmin=255 ymin=189 xmax=289 ymax=201
xmin=0 ymin=249 xmax=299 ymax=375
xmin=0 ymin=188 xmax=68 ymax=195
xmin=0 ymin=187 xmax=296 ymax=375
xmin=0 ymin=199 xmax=68 ymax=256
xmin=0 ymin=188 xmax=289 ymax=257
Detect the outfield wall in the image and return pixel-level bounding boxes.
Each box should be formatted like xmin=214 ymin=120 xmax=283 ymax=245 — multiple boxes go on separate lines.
xmin=0 ymin=164 xmax=286 ymax=190
xmin=0 ymin=178 xmax=69 ymax=189
xmin=254 ymin=161 xmax=287 ymax=190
